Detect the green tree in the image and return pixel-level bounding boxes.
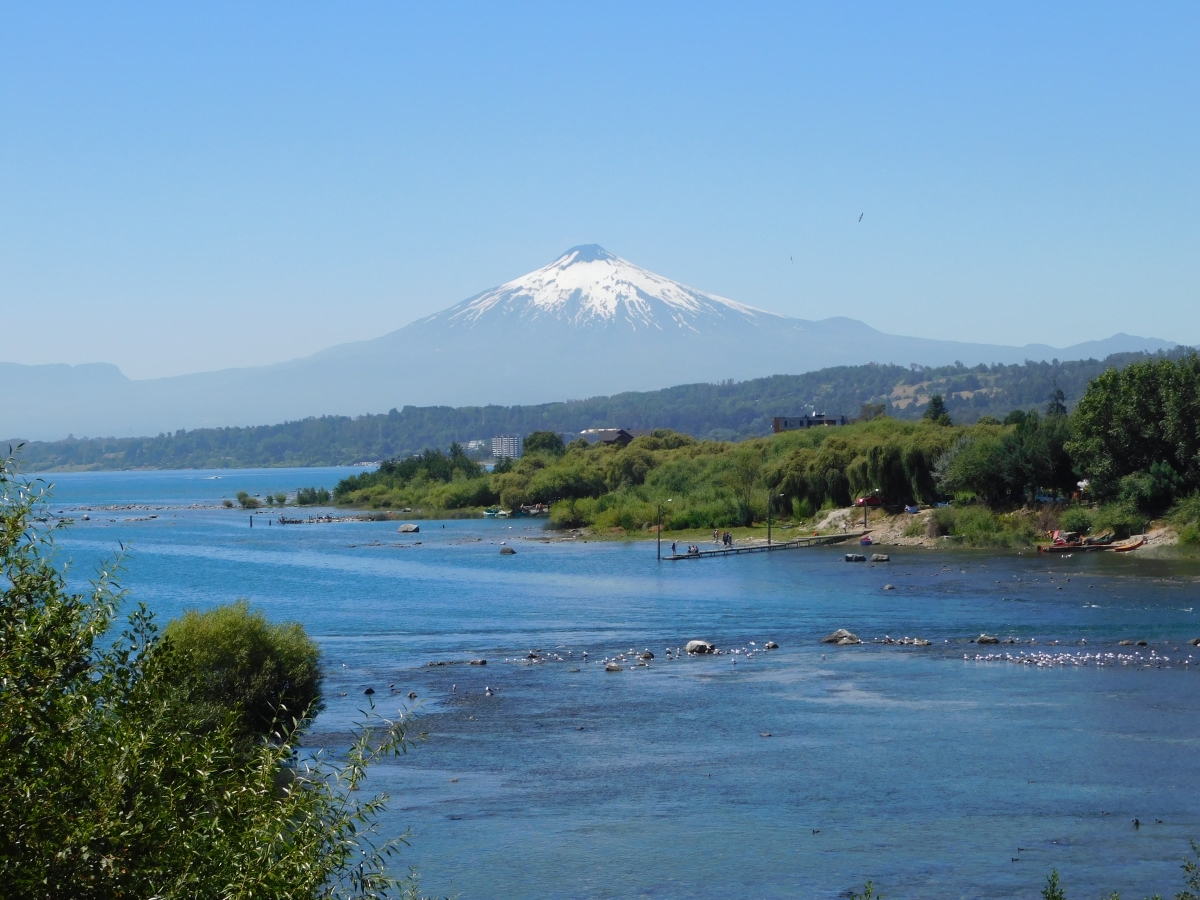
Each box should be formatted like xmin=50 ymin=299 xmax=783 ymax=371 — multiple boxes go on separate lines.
xmin=923 ymin=394 xmax=952 ymax=426
xmin=726 ymin=447 xmax=763 ymax=526
xmin=0 ymin=455 xmax=424 ymax=899
xmin=523 ymin=431 xmax=566 ymax=456
xmin=162 ymin=600 xmax=323 ymax=745
xmin=1067 ymin=355 xmax=1200 ymax=501
xmin=1046 ymin=383 xmax=1068 ymax=417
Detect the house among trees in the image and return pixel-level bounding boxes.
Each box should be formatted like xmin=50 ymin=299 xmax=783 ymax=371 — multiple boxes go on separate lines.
xmin=772 ymin=413 xmax=848 ymax=433
xmin=579 ymin=428 xmax=635 ymax=446
xmin=577 ymin=427 xmax=660 ymax=446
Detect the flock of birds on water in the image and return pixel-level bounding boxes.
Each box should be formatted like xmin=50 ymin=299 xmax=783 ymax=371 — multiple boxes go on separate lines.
xmin=337 ymin=634 xmax=1199 ymax=698
xmin=966 ymin=646 xmax=1195 ymax=668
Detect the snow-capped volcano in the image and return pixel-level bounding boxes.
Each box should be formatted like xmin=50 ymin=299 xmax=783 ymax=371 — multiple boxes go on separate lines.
xmin=436 ymin=244 xmax=779 ymax=332
xmin=4 ymin=245 xmax=1178 ymax=439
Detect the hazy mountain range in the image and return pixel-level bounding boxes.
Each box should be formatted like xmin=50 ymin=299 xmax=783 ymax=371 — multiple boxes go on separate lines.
xmin=2 ymin=245 xmax=1178 ymax=441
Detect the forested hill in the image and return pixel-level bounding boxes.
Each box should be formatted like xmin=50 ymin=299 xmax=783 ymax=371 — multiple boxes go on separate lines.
xmin=11 ymin=349 xmax=1194 ymax=471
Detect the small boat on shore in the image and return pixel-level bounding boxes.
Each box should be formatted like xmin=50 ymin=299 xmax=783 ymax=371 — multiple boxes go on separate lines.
xmin=483 ymin=507 xmax=500 ymax=518
xmin=1110 ymin=536 xmax=1145 ymax=553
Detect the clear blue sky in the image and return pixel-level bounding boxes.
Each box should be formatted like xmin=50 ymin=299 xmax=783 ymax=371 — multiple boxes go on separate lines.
xmin=2 ymin=2 xmax=1197 ymax=378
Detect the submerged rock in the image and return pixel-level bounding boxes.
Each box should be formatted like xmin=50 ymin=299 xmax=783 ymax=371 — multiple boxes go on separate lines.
xmin=605 ymin=662 xmax=623 ymax=672
xmin=1190 ymin=638 xmax=1200 ymax=646
xmin=845 ymin=553 xmax=866 ymax=562
xmin=883 ymin=584 xmax=895 ymax=591
xmin=764 ymin=641 xmax=779 ymax=650
xmin=1119 ymin=640 xmax=1135 ymax=646
xmin=686 ymin=640 xmax=716 ymax=654
xmin=821 ymin=629 xmax=861 ymax=645
xmin=500 ymin=546 xmax=516 ymax=555
xmin=640 ymin=650 xmax=655 ymax=660
xmin=469 ymin=659 xmax=487 ymax=665
xmin=976 ymin=634 xmax=1000 ymax=644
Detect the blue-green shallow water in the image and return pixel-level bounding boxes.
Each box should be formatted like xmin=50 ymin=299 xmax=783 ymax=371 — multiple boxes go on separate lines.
xmin=38 ymin=468 xmax=1200 ymax=899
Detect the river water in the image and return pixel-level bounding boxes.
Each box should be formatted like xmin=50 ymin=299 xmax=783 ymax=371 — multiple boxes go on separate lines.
xmin=35 ymin=467 xmax=1200 ymax=899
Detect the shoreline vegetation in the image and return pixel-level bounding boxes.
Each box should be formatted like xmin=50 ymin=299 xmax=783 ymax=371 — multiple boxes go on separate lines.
xmin=11 ymin=350 xmax=1196 ymax=473
xmin=326 ymin=354 xmax=1200 ymax=552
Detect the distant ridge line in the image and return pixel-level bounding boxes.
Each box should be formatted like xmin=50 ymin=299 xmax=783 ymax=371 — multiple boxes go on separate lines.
xmin=10 ymin=349 xmax=1195 ymax=472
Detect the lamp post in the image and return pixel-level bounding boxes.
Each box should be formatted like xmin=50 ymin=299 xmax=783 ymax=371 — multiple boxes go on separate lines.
xmin=657 ymin=498 xmax=672 ymax=560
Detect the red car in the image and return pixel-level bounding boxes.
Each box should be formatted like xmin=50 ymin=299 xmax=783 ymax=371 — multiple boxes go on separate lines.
xmin=854 ymin=494 xmax=889 ymax=508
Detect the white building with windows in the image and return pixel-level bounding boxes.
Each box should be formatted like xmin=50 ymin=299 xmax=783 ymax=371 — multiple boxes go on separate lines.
xmin=491 ymin=434 xmax=522 ymax=458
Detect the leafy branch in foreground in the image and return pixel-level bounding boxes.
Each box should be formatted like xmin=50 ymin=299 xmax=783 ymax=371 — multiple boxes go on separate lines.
xmin=0 ymin=451 xmax=427 ymax=899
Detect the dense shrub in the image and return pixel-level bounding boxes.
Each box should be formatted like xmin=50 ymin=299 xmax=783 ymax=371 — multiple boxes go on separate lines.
xmin=296 ymin=486 xmax=331 ymax=505
xmin=162 ymin=600 xmax=323 ymax=745
xmin=1057 ymin=506 xmax=1093 ymax=534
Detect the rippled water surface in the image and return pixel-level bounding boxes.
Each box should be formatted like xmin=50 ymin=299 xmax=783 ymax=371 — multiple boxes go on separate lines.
xmin=39 ymin=468 xmax=1200 ymax=899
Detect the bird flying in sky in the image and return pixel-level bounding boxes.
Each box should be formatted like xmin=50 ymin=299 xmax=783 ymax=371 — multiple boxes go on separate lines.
xmin=858 ymin=213 xmax=863 ymax=222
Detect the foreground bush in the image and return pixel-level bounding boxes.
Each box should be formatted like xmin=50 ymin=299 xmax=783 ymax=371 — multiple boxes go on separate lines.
xmin=0 ymin=456 xmax=422 ymax=899
xmin=163 ymin=599 xmax=324 ymax=746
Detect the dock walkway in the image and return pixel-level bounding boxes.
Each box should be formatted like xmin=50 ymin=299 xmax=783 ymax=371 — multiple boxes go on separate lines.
xmin=664 ymin=531 xmax=868 ymax=560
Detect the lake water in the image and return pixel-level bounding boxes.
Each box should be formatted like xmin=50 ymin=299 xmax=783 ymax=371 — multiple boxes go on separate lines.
xmin=35 ymin=467 xmax=1200 ymax=899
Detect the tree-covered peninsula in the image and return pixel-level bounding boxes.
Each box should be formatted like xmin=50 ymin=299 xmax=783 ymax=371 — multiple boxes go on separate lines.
xmin=334 ymin=354 xmax=1200 ymax=548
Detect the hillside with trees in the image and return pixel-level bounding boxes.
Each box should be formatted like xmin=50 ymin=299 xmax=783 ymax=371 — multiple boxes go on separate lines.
xmin=334 ymin=355 xmax=1200 ymax=548
xmin=10 ymin=349 xmax=1192 ymax=472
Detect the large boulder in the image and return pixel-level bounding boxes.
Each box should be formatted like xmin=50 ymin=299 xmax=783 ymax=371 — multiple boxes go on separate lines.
xmin=764 ymin=641 xmax=779 ymax=650
xmin=605 ymin=662 xmax=623 ymax=672
xmin=686 ymin=640 xmax=716 ymax=654
xmin=976 ymin=634 xmax=1000 ymax=645
xmin=1189 ymin=638 xmax=1200 ymax=646
xmin=821 ymin=629 xmax=861 ymax=645
xmin=397 ymin=523 xmax=420 ymax=533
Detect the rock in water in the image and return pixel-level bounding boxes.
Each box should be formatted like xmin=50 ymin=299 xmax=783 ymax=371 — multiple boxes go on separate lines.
xmin=976 ymin=634 xmax=1000 ymax=644
xmin=821 ymin=629 xmax=861 ymax=645
xmin=845 ymin=553 xmax=866 ymax=562
xmin=686 ymin=640 xmax=716 ymax=654
xmin=764 ymin=641 xmax=779 ymax=650
xmin=883 ymin=584 xmax=895 ymax=591
xmin=605 ymin=662 xmax=623 ymax=672
xmin=469 ymin=659 xmax=487 ymax=665
xmin=1189 ymin=638 xmax=1200 ymax=646
xmin=398 ymin=523 xmax=420 ymax=533
xmin=500 ymin=546 xmax=516 ymax=555
xmin=640 ymin=650 xmax=655 ymax=660
xmin=870 ymin=553 xmax=890 ymax=562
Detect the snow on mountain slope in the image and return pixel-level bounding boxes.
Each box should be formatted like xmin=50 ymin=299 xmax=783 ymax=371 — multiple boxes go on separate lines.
xmin=432 ymin=244 xmax=780 ymax=332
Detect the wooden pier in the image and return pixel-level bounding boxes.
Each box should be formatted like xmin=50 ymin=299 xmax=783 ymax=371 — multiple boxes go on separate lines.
xmin=663 ymin=531 xmax=869 ymax=560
